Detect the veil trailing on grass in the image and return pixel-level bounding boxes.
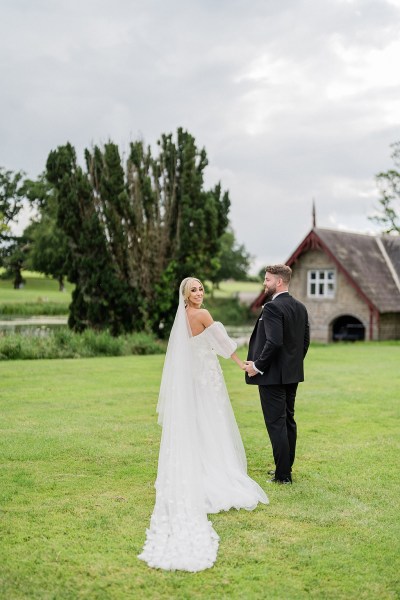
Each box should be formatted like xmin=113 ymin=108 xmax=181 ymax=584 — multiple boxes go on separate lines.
xmin=138 ymin=279 xmax=219 ymax=571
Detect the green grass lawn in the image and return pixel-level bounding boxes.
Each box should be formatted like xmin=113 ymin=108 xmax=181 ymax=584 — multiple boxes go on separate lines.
xmin=209 ymin=280 xmax=263 ymax=298
xmin=0 ymin=271 xmax=73 ymax=305
xmin=1 ymin=343 xmax=399 ymax=599
xmin=0 ymin=271 xmax=72 ymax=317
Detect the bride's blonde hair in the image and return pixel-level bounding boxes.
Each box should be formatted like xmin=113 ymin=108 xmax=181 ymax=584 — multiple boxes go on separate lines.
xmin=180 ymin=277 xmax=203 ymax=306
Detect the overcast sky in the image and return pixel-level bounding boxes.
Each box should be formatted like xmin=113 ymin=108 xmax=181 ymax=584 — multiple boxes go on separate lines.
xmin=1 ymin=0 xmax=400 ymax=272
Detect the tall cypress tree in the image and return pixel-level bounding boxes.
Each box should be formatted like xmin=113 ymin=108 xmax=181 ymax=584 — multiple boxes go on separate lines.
xmin=45 ymin=130 xmax=231 ymax=336
xmin=46 ymin=144 xmax=142 ymax=334
xmin=152 ymin=129 xmax=231 ymax=332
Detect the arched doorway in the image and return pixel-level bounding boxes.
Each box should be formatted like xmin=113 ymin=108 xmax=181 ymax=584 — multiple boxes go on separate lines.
xmin=332 ymin=315 xmax=365 ymax=341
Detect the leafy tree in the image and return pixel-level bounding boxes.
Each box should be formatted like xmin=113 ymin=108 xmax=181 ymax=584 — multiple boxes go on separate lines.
xmin=1 ymin=236 xmax=29 ymax=288
xmin=0 ymin=212 xmax=8 ymax=236
xmin=0 ymin=168 xmax=25 ymax=237
xmin=46 ymin=129 xmax=231 ymax=336
xmin=151 ymin=131 xmax=230 ymax=331
xmin=0 ymin=168 xmax=27 ymax=287
xmin=212 ymin=228 xmax=252 ymax=286
xmin=22 ymin=176 xmax=68 ymax=291
xmin=257 ymin=266 xmax=266 ymax=281
xmin=24 ymin=206 xmax=68 ymax=291
xmin=371 ymin=142 xmax=400 ymax=234
xmin=46 ymin=143 xmax=139 ymax=335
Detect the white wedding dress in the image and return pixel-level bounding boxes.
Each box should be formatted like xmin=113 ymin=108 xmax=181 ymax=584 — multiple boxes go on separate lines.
xmin=138 ymin=287 xmax=268 ymax=572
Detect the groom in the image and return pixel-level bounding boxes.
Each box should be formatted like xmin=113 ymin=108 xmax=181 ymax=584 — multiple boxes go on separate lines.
xmin=244 ymin=265 xmax=310 ymax=484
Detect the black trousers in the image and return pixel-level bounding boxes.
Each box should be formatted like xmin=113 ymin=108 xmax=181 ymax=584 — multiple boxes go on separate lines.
xmin=258 ymin=383 xmax=299 ymax=481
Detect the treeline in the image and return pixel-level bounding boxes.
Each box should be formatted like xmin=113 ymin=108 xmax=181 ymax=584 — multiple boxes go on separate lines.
xmin=0 ymin=128 xmax=252 ymax=336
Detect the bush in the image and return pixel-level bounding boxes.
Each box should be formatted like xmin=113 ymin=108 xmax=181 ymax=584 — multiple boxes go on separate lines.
xmin=204 ymin=297 xmax=253 ymax=325
xmin=0 ymin=337 xmax=23 ymax=360
xmin=0 ymin=303 xmax=69 ymax=316
xmin=0 ymin=329 xmax=166 ymax=361
xmin=124 ymin=331 xmax=166 ymax=355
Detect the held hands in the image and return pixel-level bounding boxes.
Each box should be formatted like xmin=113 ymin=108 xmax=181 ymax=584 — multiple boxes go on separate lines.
xmin=243 ymin=360 xmax=258 ymax=377
xmin=231 ymin=354 xmax=258 ymax=376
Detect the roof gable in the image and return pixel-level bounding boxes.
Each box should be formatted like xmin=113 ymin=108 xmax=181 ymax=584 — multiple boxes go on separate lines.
xmin=287 ymin=228 xmax=400 ymax=313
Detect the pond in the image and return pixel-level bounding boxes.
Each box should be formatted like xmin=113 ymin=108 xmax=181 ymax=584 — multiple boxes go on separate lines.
xmin=0 ymin=317 xmax=68 ymax=336
xmin=0 ymin=318 xmax=252 ymax=344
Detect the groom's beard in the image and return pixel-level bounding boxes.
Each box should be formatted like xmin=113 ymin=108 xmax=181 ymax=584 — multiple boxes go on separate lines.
xmin=264 ymin=285 xmax=276 ymax=302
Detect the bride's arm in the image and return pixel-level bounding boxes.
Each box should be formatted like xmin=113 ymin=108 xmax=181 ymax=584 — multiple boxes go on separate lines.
xmin=230 ymin=352 xmax=245 ymax=370
xmin=200 ymin=313 xmax=244 ymax=369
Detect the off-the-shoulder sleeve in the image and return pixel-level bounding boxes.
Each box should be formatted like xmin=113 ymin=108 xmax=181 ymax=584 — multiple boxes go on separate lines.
xmin=203 ymin=322 xmax=237 ymax=358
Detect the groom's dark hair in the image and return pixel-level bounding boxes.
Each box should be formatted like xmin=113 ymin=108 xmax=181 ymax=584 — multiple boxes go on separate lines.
xmin=265 ymin=264 xmax=292 ymax=284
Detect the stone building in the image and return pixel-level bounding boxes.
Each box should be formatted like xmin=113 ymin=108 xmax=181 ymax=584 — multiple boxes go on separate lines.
xmin=252 ymin=227 xmax=400 ymax=342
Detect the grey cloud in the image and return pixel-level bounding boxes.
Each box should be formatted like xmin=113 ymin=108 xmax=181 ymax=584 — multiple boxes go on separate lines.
xmin=1 ymin=0 xmax=400 ymax=271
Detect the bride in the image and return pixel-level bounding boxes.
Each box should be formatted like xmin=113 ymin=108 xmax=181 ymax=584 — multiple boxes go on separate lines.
xmin=138 ymin=277 xmax=268 ymax=572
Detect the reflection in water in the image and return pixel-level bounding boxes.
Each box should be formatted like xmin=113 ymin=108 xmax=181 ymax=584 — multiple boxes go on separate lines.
xmin=0 ymin=317 xmax=68 ymax=337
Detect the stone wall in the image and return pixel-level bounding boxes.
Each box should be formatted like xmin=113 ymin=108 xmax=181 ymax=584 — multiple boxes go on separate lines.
xmin=379 ymin=313 xmax=400 ymax=340
xmin=289 ymin=250 xmax=379 ymax=342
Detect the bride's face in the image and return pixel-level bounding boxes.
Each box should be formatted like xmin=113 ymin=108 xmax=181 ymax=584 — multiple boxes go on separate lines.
xmin=187 ymin=280 xmax=204 ymax=308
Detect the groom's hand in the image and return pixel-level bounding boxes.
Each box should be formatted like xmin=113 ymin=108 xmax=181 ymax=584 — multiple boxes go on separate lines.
xmin=244 ymin=361 xmax=258 ymax=377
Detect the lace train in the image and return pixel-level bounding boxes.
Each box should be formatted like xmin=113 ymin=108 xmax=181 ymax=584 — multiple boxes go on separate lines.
xmin=138 ymin=509 xmax=219 ymax=572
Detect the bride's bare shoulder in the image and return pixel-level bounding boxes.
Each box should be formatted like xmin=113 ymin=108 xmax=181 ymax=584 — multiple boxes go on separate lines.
xmin=198 ymin=309 xmax=214 ymax=327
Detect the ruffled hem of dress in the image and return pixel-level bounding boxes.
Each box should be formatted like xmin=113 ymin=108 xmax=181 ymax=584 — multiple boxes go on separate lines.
xmin=138 ymin=514 xmax=219 ymax=573
xmin=138 ymin=550 xmax=218 ymax=573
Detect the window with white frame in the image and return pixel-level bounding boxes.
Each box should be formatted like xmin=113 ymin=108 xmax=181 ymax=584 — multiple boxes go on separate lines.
xmin=307 ymin=269 xmax=336 ymax=298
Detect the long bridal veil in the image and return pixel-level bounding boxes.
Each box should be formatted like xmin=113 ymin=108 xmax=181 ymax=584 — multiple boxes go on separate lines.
xmin=156 ymin=278 xmax=194 ymax=427
xmin=138 ymin=279 xmax=219 ymax=572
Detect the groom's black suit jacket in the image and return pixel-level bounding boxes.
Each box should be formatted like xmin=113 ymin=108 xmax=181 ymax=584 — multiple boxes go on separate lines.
xmin=246 ymin=292 xmax=310 ymax=386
